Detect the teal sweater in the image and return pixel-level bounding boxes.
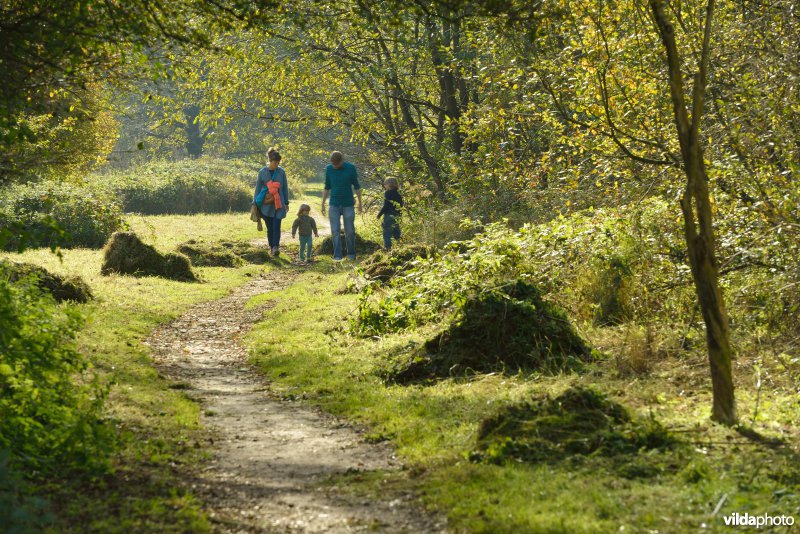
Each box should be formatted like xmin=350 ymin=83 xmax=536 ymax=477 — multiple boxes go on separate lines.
xmin=324 ymin=161 xmax=360 ymax=207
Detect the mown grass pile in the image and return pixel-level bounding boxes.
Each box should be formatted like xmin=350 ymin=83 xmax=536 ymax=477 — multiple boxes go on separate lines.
xmin=0 ymin=260 xmax=92 ymax=302
xmin=315 ymin=231 xmax=381 ymax=256
xmin=176 ymin=239 xmax=279 ymax=267
xmin=101 ymin=231 xmax=197 ymax=281
xmin=359 ymin=244 xmax=435 ymax=284
xmin=471 ymin=387 xmax=680 ymax=476
xmin=380 ymin=281 xmax=593 ymax=383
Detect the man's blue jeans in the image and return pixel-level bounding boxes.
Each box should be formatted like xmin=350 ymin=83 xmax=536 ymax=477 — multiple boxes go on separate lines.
xmin=328 ymin=205 xmax=356 ymax=260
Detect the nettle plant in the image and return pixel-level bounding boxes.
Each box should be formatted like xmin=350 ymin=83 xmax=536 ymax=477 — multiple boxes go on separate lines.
xmin=351 ymin=220 xmax=538 ymax=337
xmin=351 ymin=198 xmax=698 ymax=339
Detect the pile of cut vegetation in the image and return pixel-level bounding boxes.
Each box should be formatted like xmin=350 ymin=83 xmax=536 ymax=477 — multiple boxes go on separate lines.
xmin=175 ymin=239 xmax=279 ymax=266
xmin=471 ymin=387 xmax=681 ymax=475
xmin=0 ymin=260 xmax=93 ymax=302
xmin=381 ymin=281 xmax=593 ymax=383
xmin=101 ymin=232 xmax=197 ymax=282
xmin=315 ymin=232 xmax=381 ymax=256
xmin=360 ymin=244 xmax=435 ymax=283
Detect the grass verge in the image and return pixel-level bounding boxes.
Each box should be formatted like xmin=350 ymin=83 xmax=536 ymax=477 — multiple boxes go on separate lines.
xmin=2 ymin=212 xmax=266 ymax=532
xmin=246 ymin=262 xmax=800 ymax=533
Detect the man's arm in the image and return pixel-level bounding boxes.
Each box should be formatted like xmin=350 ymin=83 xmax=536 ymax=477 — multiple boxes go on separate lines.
xmin=355 ymin=188 xmax=363 ymax=215
xmin=322 ymin=188 xmax=329 ymax=216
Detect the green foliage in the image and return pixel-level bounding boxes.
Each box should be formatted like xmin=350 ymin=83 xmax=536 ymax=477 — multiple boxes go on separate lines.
xmin=352 ymin=219 xmax=534 ymax=336
xmin=0 ymin=180 xmax=126 ymax=249
xmin=0 ymin=449 xmax=52 ymax=534
xmin=471 ymin=387 xmax=680 ymax=470
xmin=98 ymin=158 xmax=255 ymax=215
xmin=0 ymin=277 xmax=111 ymax=474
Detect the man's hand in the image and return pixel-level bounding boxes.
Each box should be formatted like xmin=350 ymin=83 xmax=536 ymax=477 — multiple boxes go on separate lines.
xmin=357 ymin=203 xmax=363 ymax=215
xmin=321 ymin=203 xmax=326 ymax=216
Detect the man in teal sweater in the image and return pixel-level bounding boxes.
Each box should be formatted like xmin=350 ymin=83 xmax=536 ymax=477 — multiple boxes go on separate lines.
xmin=321 ymin=151 xmax=362 ymax=260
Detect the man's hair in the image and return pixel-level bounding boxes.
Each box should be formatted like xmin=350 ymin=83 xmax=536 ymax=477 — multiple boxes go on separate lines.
xmin=384 ymin=177 xmax=399 ymax=190
xmin=330 ymin=151 xmax=344 ymax=164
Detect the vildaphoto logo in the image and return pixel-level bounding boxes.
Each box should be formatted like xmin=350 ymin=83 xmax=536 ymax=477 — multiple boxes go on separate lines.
xmin=723 ymin=512 xmax=795 ymax=528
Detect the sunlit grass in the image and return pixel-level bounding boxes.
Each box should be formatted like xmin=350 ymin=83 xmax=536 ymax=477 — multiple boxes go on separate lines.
xmin=1 ymin=213 xmax=268 ymax=531
xmin=246 ymin=264 xmax=800 ymax=533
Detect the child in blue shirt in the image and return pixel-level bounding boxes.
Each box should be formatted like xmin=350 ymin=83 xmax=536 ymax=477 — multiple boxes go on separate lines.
xmin=377 ymin=178 xmax=403 ymax=249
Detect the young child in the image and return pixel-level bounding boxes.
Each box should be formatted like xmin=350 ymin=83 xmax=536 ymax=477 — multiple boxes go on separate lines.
xmin=291 ymin=204 xmax=318 ymax=263
xmin=377 ymin=177 xmax=403 ymax=249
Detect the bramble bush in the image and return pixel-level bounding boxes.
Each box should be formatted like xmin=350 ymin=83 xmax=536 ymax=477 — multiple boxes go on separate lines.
xmin=0 ymin=276 xmax=112 ymax=475
xmin=0 ymin=180 xmax=126 ymax=249
xmin=98 ymin=157 xmax=256 ymax=214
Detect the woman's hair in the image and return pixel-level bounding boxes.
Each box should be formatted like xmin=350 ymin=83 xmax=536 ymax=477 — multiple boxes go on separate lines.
xmin=267 ymin=146 xmax=282 ymax=162
xmin=297 ymin=203 xmax=311 ymax=215
xmin=384 ymin=177 xmax=399 ymax=190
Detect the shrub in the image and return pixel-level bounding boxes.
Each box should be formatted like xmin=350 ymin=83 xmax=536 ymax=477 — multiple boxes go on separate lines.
xmin=0 ymin=276 xmax=111 ymax=474
xmin=101 ymin=231 xmax=197 ymax=282
xmin=0 ymin=180 xmax=126 ymax=249
xmin=0 ymin=260 xmax=93 ymax=303
xmin=99 ymin=158 xmax=256 ymax=214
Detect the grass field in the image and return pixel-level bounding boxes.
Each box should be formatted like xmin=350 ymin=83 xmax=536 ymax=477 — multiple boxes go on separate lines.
xmin=245 ymin=264 xmax=800 ymax=533
xmin=3 ymin=196 xmax=798 ymax=531
xmin=2 ymin=212 xmax=267 ymax=531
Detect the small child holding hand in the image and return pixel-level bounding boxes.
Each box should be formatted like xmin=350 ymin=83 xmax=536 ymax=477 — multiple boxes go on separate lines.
xmin=292 ymin=204 xmax=318 ymax=263
xmin=377 ymin=177 xmax=403 ymax=249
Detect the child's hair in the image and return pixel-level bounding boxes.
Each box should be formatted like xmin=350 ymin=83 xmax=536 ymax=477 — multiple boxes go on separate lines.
xmin=297 ymin=203 xmax=311 ymax=215
xmin=384 ymin=177 xmax=399 ymax=190
xmin=267 ymin=146 xmax=282 ymax=162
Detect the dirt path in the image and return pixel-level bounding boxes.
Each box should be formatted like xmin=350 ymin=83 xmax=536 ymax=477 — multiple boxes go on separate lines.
xmin=146 ymin=272 xmax=443 ymax=533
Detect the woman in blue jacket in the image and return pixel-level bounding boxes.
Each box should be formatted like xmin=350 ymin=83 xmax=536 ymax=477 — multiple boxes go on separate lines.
xmin=254 ymin=147 xmax=290 ymax=256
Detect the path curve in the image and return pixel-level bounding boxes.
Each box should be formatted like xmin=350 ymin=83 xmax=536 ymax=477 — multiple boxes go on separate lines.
xmin=146 ymin=272 xmax=443 ymax=533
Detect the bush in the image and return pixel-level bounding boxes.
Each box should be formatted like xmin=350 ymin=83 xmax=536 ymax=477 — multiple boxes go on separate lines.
xmin=0 ymin=261 xmax=93 ymax=303
xmin=101 ymin=231 xmax=197 ymax=282
xmin=470 ymin=387 xmax=680 ymax=472
xmin=0 ymin=276 xmax=111 ymax=474
xmin=380 ymin=281 xmax=593 ymax=383
xmin=98 ymin=158 xmax=256 ymax=214
xmin=0 ymin=180 xmax=126 ymax=249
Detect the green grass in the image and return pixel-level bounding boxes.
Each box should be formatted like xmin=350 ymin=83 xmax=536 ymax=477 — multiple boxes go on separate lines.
xmin=245 ymin=264 xmax=800 ymax=533
xmin=1 ymin=212 xmax=266 ymax=532
xmin=5 ymin=207 xmax=798 ymax=532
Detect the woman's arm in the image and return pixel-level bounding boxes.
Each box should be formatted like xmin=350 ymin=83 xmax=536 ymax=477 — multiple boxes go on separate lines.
xmin=254 ymin=170 xmax=264 ymax=202
xmin=281 ymin=170 xmax=289 ymax=207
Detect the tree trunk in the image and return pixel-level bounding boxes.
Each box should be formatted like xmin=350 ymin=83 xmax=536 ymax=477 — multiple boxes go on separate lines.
xmin=651 ymin=0 xmax=737 ymax=425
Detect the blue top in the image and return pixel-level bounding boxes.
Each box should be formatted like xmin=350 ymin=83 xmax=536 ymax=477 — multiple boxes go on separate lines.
xmin=324 ymin=161 xmax=360 ymax=207
xmin=377 ymin=189 xmax=403 ymax=218
xmin=254 ymin=166 xmax=289 ymax=219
